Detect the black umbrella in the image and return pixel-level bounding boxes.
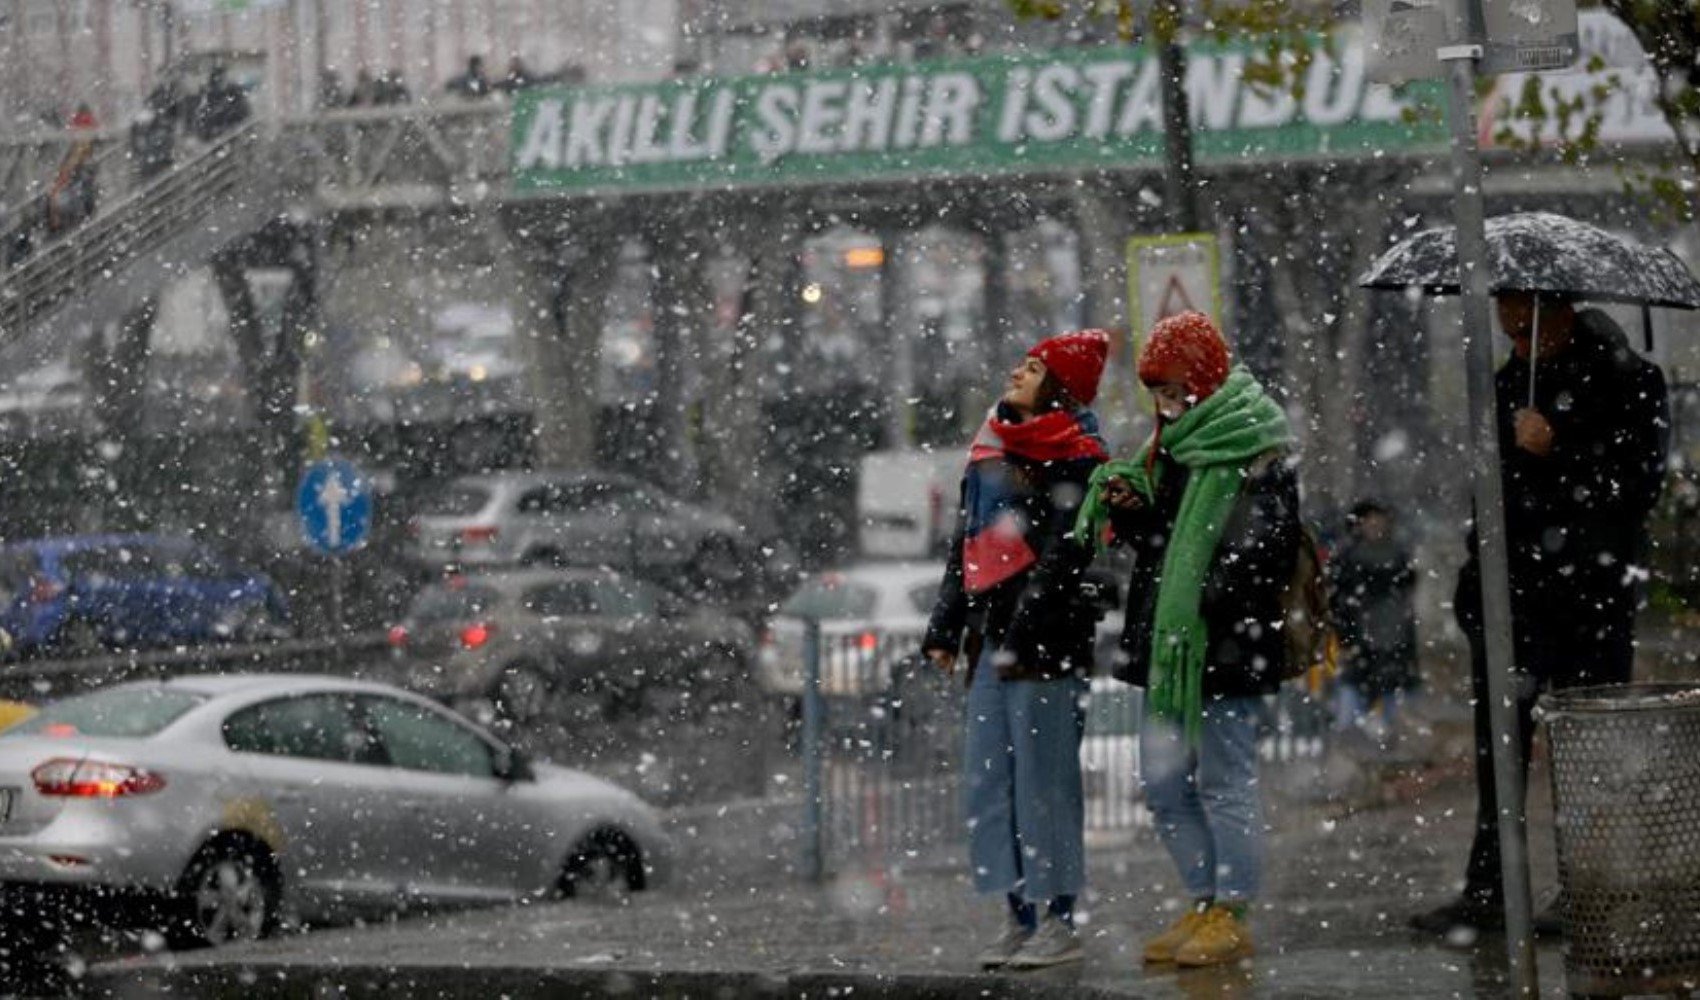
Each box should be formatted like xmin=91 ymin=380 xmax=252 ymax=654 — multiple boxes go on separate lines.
xmin=1359 ymin=211 xmax=1700 ymax=366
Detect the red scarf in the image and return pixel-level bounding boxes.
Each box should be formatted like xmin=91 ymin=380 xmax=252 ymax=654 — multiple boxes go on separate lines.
xmin=960 ymin=407 xmax=1107 ymax=593
xmin=968 ymin=408 xmax=1110 ymax=465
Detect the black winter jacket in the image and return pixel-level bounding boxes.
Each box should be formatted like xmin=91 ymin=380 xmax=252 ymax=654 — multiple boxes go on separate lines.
xmin=1455 ymin=308 xmax=1669 ymax=672
xmin=923 ymin=447 xmax=1103 ymax=682
xmin=1103 ymin=450 xmax=1301 ymax=700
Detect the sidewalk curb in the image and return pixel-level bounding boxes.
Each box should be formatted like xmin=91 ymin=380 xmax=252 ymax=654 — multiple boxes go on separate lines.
xmin=86 ymin=961 xmax=1143 ymax=999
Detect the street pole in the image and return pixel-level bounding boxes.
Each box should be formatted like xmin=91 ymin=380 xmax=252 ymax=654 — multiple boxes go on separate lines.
xmin=801 ymin=618 xmax=825 ymax=882
xmin=1154 ymin=2 xmax=1200 ymax=233
xmin=880 ymin=230 xmax=914 ymax=450
xmin=331 ymin=556 xmax=346 ymax=671
xmin=1439 ymin=0 xmax=1537 ymax=993
xmin=1158 ymin=42 xmax=1199 ymax=233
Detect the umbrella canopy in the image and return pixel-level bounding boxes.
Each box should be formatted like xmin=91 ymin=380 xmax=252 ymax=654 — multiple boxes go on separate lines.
xmin=1358 ymin=211 xmax=1700 ymax=310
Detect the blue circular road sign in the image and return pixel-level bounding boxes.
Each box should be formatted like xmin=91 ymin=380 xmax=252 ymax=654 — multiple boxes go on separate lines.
xmin=297 ymin=459 xmax=373 ymax=556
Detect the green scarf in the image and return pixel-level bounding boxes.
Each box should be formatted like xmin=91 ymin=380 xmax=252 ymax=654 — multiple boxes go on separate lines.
xmin=1073 ymin=367 xmax=1290 ymax=741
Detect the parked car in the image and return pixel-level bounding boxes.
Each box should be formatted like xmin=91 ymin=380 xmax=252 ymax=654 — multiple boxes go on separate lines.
xmin=385 ymin=567 xmax=755 ymax=726
xmin=757 ymin=562 xmax=938 ymax=698
xmin=0 ymin=535 xmax=289 ymax=659
xmin=0 ymin=675 xmax=670 ymax=947
xmin=405 ymin=470 xmax=771 ymax=594
xmin=757 ymin=561 xmax=1124 ymax=697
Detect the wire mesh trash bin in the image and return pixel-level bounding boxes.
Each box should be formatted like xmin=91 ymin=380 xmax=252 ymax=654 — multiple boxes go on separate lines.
xmin=1539 ymin=683 xmax=1700 ymax=997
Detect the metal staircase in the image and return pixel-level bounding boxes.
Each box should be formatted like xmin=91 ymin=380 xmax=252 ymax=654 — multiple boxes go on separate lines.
xmin=0 ymin=121 xmax=300 ymax=347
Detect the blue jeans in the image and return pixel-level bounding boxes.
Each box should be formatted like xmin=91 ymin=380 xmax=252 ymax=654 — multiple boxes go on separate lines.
xmin=1139 ymin=696 xmax=1265 ymax=902
xmin=962 ymin=653 xmax=1087 ymax=903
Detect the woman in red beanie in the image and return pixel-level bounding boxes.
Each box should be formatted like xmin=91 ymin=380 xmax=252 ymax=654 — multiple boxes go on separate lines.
xmin=1073 ymin=311 xmax=1301 ymax=968
xmin=922 ymin=329 xmax=1110 ymax=970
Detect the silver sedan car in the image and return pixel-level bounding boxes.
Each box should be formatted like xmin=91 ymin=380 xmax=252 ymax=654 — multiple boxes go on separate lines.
xmin=0 ymin=675 xmax=670 ymax=947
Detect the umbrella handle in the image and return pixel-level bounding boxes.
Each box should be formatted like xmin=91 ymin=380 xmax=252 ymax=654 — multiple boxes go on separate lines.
xmin=1528 ymin=295 xmax=1540 ymax=409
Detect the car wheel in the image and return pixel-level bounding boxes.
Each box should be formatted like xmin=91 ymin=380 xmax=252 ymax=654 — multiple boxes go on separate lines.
xmin=493 ymin=664 xmax=551 ymax=726
xmin=173 ymin=842 xmax=277 ymax=948
xmin=559 ymin=829 xmax=645 ymax=901
xmin=56 ymin=618 xmax=102 ymax=659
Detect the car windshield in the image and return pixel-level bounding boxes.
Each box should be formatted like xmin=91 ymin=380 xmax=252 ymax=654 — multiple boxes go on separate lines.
xmin=8 ymin=687 xmax=206 ymax=738
xmin=418 ymin=484 xmax=490 ymax=517
xmin=781 ymin=577 xmax=878 ymax=620
xmin=408 ymin=582 xmax=502 ymax=624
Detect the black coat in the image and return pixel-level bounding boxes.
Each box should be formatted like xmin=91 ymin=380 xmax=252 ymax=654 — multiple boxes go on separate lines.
xmin=923 ymin=445 xmax=1103 ymax=682
xmin=1330 ymin=536 xmax=1418 ymax=697
xmin=1105 ymin=450 xmax=1301 ymax=700
xmin=1455 ymin=308 xmax=1669 ymax=680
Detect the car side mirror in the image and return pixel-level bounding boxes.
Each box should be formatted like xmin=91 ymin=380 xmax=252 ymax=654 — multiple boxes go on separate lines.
xmin=496 ymin=747 xmax=535 ymax=784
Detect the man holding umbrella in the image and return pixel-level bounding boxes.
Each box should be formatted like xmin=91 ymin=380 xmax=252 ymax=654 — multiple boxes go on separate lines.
xmin=1362 ymin=213 xmax=1684 ymax=940
xmin=1414 ymin=288 xmax=1670 ymax=939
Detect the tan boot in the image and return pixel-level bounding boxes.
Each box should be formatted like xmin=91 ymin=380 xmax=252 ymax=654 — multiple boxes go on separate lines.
xmin=1174 ymin=904 xmax=1254 ymax=967
xmin=1141 ymin=904 xmax=1211 ymax=964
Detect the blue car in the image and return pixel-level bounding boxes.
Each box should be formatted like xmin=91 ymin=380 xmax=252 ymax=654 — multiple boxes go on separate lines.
xmin=0 ymin=535 xmax=289 ymax=658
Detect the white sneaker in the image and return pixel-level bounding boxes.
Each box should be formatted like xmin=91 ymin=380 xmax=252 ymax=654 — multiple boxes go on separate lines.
xmin=975 ymin=914 xmax=1033 ymax=969
xmin=1006 ymin=914 xmax=1084 ymax=969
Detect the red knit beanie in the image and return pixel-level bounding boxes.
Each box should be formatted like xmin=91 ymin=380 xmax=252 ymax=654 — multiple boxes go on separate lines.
xmin=1028 ymin=329 xmax=1111 ymax=406
xmin=1138 ymin=311 xmax=1230 ymax=402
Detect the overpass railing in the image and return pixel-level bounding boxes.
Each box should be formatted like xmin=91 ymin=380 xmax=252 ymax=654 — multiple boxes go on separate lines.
xmin=0 ymin=120 xmax=273 ymax=343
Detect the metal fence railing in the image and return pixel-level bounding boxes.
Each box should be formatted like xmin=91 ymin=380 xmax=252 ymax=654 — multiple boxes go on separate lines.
xmin=795 ymin=623 xmax=1334 ymax=881
xmin=0 ymin=120 xmax=276 ymax=343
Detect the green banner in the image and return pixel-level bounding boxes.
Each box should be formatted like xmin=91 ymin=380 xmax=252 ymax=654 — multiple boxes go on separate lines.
xmin=512 ymin=30 xmax=1446 ymax=195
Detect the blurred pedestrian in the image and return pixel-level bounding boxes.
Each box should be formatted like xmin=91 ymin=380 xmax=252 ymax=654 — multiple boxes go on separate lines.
xmin=47 ymin=104 xmax=99 ymax=233
xmin=446 ymin=55 xmax=491 ymax=99
xmin=1410 ymin=291 xmax=1669 ymax=941
xmin=1074 ymin=311 xmax=1297 ymax=968
xmin=318 ymin=67 xmax=346 ymax=109
xmin=922 ymin=329 xmax=1110 ymax=971
xmin=347 ymin=68 xmax=380 ymax=107
xmin=496 ymin=56 xmax=536 ymax=94
xmin=129 ymin=82 xmax=179 ymax=180
xmin=191 ymin=66 xmax=249 ymax=141
xmin=377 ymin=69 xmax=411 ymax=105
xmin=1328 ymin=499 xmax=1419 ymax=735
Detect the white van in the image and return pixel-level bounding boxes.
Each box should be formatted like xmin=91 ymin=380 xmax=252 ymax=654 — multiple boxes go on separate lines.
xmin=856 ymin=449 xmax=963 ymax=559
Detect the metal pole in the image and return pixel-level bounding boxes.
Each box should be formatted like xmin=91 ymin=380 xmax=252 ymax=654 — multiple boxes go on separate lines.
xmin=331 ymin=557 xmax=346 ymax=672
xmin=1439 ymin=2 xmax=1538 ymax=992
xmin=880 ymin=230 xmax=914 ymax=450
xmin=1157 ymin=32 xmax=1200 ymax=234
xmin=801 ymin=617 xmax=825 ymax=882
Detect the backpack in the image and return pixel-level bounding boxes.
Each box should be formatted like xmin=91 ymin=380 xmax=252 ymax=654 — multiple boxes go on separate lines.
xmin=1280 ymin=524 xmax=1338 ymax=683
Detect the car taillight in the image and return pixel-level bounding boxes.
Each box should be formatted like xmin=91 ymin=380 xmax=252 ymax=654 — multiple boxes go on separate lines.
xmin=460 ymin=622 xmax=493 ymax=650
xmin=404 ymin=519 xmax=421 ymax=539
xmin=459 ymin=525 xmax=499 ymax=544
xmin=858 ymin=631 xmax=879 ymax=652
xmin=32 ymin=758 xmax=166 ymax=798
xmin=387 ymin=624 xmax=410 ymax=648
xmin=29 ymin=577 xmax=62 ymax=603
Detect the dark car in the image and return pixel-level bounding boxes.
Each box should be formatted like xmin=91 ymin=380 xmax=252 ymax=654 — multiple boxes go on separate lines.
xmin=385 ymin=567 xmax=754 ymax=726
xmin=0 ymin=535 xmax=288 ymax=658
